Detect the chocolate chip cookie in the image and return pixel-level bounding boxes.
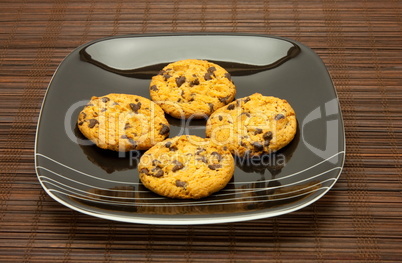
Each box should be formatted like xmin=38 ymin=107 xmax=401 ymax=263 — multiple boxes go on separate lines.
xmin=206 ymin=93 xmax=297 ymax=157
xmin=149 ymin=59 xmax=236 ymax=119
xmin=138 ymin=135 xmax=235 ymax=199
xmin=78 ymin=93 xmax=170 ymax=151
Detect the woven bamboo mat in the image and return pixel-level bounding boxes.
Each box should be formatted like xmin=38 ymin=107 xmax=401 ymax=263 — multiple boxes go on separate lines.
xmin=1 ymin=0 xmax=401 ymax=262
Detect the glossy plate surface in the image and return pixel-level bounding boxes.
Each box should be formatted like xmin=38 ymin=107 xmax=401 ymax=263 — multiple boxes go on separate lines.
xmin=35 ymin=34 xmax=345 ymax=225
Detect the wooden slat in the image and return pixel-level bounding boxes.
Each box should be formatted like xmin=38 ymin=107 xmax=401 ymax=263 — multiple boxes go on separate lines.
xmin=0 ymin=0 xmax=401 ymax=262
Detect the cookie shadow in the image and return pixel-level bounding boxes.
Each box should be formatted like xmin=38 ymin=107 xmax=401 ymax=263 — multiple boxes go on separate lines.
xmin=74 ymin=125 xmax=143 ymax=174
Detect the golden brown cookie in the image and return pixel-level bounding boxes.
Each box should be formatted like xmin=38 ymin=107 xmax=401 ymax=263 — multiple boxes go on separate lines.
xmin=206 ymin=93 xmax=297 ymax=157
xmin=149 ymin=59 xmax=236 ymax=119
xmin=138 ymin=135 xmax=235 ymax=199
xmin=78 ymin=93 xmax=170 ymax=151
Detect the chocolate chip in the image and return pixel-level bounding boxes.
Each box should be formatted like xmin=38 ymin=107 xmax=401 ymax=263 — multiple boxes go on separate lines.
xmin=254 ymin=128 xmax=263 ymax=135
xmin=175 ymin=76 xmax=186 ymax=87
xmin=189 ymin=78 xmax=199 ymax=87
xmin=227 ymin=104 xmax=235 ymax=110
xmin=129 ymin=102 xmax=141 ymax=113
xmin=207 ymin=66 xmax=216 ymax=73
xmin=166 ymin=142 xmax=178 ymax=151
xmin=263 ymin=131 xmax=273 ymax=141
xmin=196 ymin=156 xmax=208 ymax=164
xmin=263 ymin=131 xmax=273 ymax=146
xmin=150 ymin=85 xmax=158 ymax=91
xmin=127 ymin=138 xmax=137 ymax=147
xmin=195 ymin=148 xmax=206 ymax=155
xmin=243 ymin=97 xmax=251 ymax=103
xmin=112 ymin=102 xmax=119 ymax=106
xmin=139 ymin=168 xmax=150 ymax=174
xmin=224 ymin=72 xmax=232 ymax=80
xmin=240 ymin=112 xmax=250 ymax=117
xmin=211 ymin=151 xmax=222 ymax=162
xmin=188 ymin=93 xmax=196 ymax=102
xmin=218 ymin=115 xmax=223 ymax=121
xmin=218 ymin=95 xmax=231 ymax=104
xmin=172 ymin=160 xmax=184 ymax=172
xmin=81 ymin=112 xmax=87 ymax=119
xmin=152 ymin=168 xmax=164 ymax=178
xmin=275 ymin=114 xmax=285 ymax=120
xmin=78 ymin=121 xmax=84 ymax=126
xmin=101 ymin=108 xmax=107 ymax=112
xmin=158 ymin=70 xmax=171 ymax=80
xmin=204 ymin=72 xmax=213 ymax=81
xmin=121 ymin=135 xmax=137 ymax=147
xmin=159 ymin=124 xmax=170 ymax=135
xmin=208 ymin=103 xmax=214 ymax=113
xmin=101 ymin=97 xmax=110 ymax=103
xmin=169 ymin=146 xmax=178 ymax=152
xmin=175 ymin=180 xmax=187 ymax=188
xmin=252 ymin=142 xmax=264 ymax=152
xmin=208 ymin=164 xmax=222 ymax=170
xmin=88 ymin=119 xmax=99 ymax=128
xmin=124 ymin=123 xmax=131 ymax=130
xmin=152 ymin=159 xmax=161 ymax=166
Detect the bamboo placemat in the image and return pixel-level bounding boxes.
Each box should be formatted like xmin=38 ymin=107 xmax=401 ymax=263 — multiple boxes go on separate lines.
xmin=1 ymin=0 xmax=401 ymax=262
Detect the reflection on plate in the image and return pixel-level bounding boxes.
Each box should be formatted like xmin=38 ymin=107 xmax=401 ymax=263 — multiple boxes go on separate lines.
xmin=35 ymin=34 xmax=345 ymax=225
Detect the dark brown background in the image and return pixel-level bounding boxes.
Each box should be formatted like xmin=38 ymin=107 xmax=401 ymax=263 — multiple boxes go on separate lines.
xmin=1 ymin=0 xmax=401 ymax=262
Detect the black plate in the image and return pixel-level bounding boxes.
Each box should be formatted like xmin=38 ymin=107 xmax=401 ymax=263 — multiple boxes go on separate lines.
xmin=35 ymin=34 xmax=345 ymax=225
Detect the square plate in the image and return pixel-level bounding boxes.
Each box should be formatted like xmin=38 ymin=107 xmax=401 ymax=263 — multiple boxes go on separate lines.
xmin=35 ymin=33 xmax=345 ymax=225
